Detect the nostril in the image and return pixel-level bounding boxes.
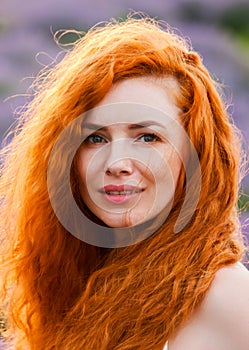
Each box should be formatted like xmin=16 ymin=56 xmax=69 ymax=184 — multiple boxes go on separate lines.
xmin=105 ymin=163 xmax=133 ymax=176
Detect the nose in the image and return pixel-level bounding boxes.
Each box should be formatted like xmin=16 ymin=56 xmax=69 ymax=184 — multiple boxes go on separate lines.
xmin=104 ymin=140 xmax=134 ymax=177
xmin=105 ymin=158 xmax=133 ymax=176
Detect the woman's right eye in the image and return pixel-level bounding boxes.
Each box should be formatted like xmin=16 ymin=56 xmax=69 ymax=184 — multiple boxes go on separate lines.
xmin=86 ymin=134 xmax=107 ymax=144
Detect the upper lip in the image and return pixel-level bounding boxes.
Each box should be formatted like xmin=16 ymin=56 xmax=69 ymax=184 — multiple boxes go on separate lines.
xmin=99 ymin=184 xmax=144 ymax=193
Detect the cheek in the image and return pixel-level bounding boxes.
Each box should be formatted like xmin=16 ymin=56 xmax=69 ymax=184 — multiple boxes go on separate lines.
xmin=153 ymin=150 xmax=182 ymax=188
xmin=156 ymin=147 xmax=182 ymax=178
xmin=76 ymin=150 xmax=105 ymax=205
xmin=168 ymin=153 xmax=182 ymax=181
xmin=76 ymin=152 xmax=90 ymax=187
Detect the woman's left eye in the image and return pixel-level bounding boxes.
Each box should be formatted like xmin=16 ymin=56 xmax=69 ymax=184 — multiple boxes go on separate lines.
xmin=85 ymin=134 xmax=107 ymax=144
xmin=137 ymin=133 xmax=161 ymax=143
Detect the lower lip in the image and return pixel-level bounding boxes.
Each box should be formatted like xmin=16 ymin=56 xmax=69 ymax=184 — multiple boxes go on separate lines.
xmin=103 ymin=192 xmax=142 ymax=204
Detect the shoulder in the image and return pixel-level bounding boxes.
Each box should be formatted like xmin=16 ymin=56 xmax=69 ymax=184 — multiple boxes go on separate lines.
xmin=202 ymin=262 xmax=249 ymax=349
xmin=204 ymin=262 xmax=249 ymax=324
xmin=204 ymin=262 xmax=249 ymax=330
xmin=169 ymin=263 xmax=249 ymax=350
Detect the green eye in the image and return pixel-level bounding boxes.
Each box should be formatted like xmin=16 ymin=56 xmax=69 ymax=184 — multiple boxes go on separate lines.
xmin=138 ymin=133 xmax=160 ymax=142
xmin=87 ymin=134 xmax=106 ymax=144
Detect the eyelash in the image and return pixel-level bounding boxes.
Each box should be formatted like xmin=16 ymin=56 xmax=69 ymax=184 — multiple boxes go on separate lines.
xmin=138 ymin=133 xmax=161 ymax=143
xmin=85 ymin=133 xmax=161 ymax=144
xmin=86 ymin=134 xmax=107 ymax=144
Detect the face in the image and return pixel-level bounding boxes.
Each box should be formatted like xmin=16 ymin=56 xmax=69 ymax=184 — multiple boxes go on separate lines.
xmin=76 ymin=77 xmax=185 ymax=228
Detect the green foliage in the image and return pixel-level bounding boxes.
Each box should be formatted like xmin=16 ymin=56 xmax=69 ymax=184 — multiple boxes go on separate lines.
xmin=0 ymin=82 xmax=14 ymax=96
xmin=56 ymin=30 xmax=85 ymax=46
xmin=0 ymin=311 xmax=7 ymax=338
xmin=238 ymin=192 xmax=249 ymax=212
xmin=179 ymin=2 xmax=208 ymax=22
xmin=219 ymin=4 xmax=249 ymax=38
xmin=0 ymin=17 xmax=9 ymax=34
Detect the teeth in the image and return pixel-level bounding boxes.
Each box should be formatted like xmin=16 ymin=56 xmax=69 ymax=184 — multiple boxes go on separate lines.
xmin=106 ymin=190 xmax=142 ymax=195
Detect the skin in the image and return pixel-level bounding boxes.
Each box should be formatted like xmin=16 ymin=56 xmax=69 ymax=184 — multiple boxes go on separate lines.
xmin=169 ymin=262 xmax=249 ymax=350
xmin=76 ymin=76 xmax=185 ymax=228
xmin=76 ymin=76 xmax=249 ymax=349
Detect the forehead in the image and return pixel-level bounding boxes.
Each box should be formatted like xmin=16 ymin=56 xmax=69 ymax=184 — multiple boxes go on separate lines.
xmin=83 ymin=103 xmax=180 ymax=131
xmin=84 ymin=77 xmax=181 ymax=128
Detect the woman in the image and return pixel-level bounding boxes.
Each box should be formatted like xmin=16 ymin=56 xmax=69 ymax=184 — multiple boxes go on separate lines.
xmin=0 ymin=17 xmax=249 ymax=350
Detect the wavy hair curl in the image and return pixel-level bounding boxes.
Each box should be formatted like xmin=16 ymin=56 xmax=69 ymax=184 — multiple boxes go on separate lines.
xmin=0 ymin=17 xmax=245 ymax=349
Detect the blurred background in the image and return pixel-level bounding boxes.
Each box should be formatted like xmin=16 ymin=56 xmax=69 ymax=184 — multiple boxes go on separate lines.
xmin=0 ymin=0 xmax=248 ymax=239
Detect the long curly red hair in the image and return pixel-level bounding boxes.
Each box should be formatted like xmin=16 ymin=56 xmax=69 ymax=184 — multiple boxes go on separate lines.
xmin=0 ymin=17 xmax=245 ymax=349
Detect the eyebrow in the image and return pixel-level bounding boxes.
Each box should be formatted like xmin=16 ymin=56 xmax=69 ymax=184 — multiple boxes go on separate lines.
xmin=83 ymin=120 xmax=165 ymax=131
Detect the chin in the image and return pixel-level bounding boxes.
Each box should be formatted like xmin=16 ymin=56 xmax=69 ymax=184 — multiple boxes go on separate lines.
xmin=101 ymin=214 xmax=144 ymax=228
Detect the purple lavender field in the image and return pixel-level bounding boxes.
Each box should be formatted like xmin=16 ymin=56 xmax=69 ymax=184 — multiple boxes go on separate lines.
xmin=0 ymin=1 xmax=248 ymax=343
xmin=0 ymin=0 xmax=248 ymax=241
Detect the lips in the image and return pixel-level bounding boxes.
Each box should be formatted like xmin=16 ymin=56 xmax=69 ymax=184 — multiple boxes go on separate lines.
xmin=99 ymin=184 xmax=144 ymax=204
xmin=100 ymin=184 xmax=143 ymax=195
